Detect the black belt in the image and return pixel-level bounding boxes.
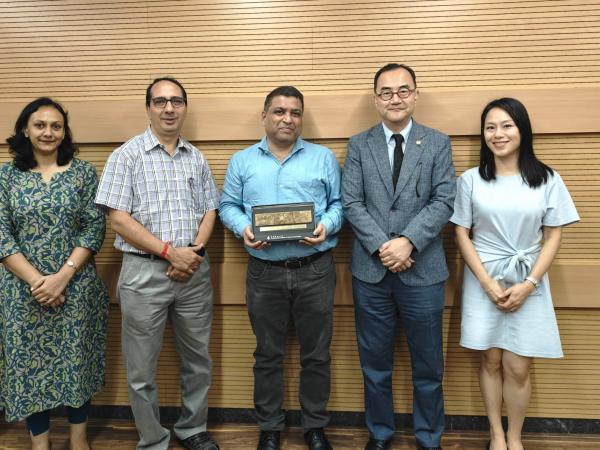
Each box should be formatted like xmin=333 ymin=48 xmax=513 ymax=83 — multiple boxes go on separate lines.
xmin=252 ymin=251 xmax=328 ymax=269
xmin=126 ymin=252 xmax=166 ymax=261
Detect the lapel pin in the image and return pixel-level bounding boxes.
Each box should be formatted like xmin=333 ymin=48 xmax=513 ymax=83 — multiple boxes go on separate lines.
xmin=416 ymin=140 xmax=422 ymax=145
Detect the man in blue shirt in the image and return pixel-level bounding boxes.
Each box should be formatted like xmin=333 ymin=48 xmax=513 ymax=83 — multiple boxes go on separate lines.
xmin=220 ymin=86 xmax=342 ymax=450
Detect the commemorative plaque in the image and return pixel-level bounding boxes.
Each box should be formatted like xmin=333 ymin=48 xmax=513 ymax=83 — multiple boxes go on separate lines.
xmin=252 ymin=202 xmax=316 ymax=242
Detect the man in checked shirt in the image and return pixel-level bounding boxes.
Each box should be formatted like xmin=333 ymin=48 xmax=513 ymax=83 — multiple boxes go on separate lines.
xmin=95 ymin=77 xmax=220 ymax=450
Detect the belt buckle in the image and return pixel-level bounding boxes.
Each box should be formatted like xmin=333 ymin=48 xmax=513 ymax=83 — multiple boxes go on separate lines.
xmin=284 ymin=258 xmax=302 ymax=269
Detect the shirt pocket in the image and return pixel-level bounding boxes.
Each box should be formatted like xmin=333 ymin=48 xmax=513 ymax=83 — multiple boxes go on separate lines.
xmin=185 ymin=176 xmax=206 ymax=215
xmin=293 ymin=178 xmax=325 ymax=205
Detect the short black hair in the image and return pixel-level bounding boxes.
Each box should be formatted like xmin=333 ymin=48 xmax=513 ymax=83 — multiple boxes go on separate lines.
xmin=6 ymin=97 xmax=78 ymax=171
xmin=373 ymin=63 xmax=417 ymax=91
xmin=479 ymin=97 xmax=553 ymax=188
xmin=145 ymin=77 xmax=188 ymax=107
xmin=263 ymin=86 xmax=304 ymax=112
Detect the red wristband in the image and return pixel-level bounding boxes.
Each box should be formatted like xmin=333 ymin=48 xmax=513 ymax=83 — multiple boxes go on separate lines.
xmin=160 ymin=242 xmax=171 ymax=259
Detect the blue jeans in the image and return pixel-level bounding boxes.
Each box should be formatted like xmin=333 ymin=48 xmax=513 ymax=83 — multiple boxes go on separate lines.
xmin=353 ymin=273 xmax=445 ymax=447
xmin=246 ymin=251 xmax=335 ymax=431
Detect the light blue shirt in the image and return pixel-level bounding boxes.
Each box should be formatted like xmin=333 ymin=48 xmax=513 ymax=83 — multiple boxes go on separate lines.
xmin=382 ymin=119 xmax=413 ymax=170
xmin=219 ymin=136 xmax=343 ymax=260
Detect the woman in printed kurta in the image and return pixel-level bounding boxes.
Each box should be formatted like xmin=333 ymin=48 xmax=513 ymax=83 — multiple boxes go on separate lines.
xmin=450 ymin=98 xmax=579 ymax=450
xmin=0 ymin=97 xmax=109 ymax=450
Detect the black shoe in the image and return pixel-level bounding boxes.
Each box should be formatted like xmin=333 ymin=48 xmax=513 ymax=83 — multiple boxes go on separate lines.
xmin=178 ymin=432 xmax=220 ymax=450
xmin=257 ymin=430 xmax=281 ymax=450
xmin=364 ymin=436 xmax=393 ymax=450
xmin=304 ymin=428 xmax=332 ymax=450
xmin=417 ymin=445 xmax=443 ymax=450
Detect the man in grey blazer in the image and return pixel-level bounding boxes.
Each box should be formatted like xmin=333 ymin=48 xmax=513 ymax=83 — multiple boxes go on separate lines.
xmin=342 ymin=63 xmax=456 ymax=450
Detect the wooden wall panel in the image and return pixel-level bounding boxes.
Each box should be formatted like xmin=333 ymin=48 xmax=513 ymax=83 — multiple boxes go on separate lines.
xmin=1 ymin=0 xmax=599 ymax=420
xmin=1 ymin=1 xmax=600 ymax=100
xmin=2 ymin=88 xmax=600 ymax=142
xmin=95 ymin=305 xmax=600 ymax=419
xmin=0 ymin=131 xmax=598 ymax=307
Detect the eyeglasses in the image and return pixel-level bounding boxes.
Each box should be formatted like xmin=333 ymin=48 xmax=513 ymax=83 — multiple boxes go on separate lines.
xmin=376 ymin=88 xmax=415 ymax=101
xmin=151 ymin=96 xmax=186 ymax=108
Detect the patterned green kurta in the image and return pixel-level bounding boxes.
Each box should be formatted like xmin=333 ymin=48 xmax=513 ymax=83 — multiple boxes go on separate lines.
xmin=0 ymin=158 xmax=109 ymax=422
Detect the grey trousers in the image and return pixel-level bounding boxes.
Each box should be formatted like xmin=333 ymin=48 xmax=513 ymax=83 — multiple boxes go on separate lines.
xmin=118 ymin=253 xmax=214 ymax=450
xmin=246 ymin=251 xmax=335 ymax=431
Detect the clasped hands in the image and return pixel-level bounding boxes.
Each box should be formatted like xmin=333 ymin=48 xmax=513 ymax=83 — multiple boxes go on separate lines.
xmin=30 ymin=272 xmax=69 ymax=308
xmin=165 ymin=244 xmax=205 ymax=281
xmin=379 ymin=236 xmax=415 ymax=273
xmin=483 ymin=278 xmax=536 ymax=313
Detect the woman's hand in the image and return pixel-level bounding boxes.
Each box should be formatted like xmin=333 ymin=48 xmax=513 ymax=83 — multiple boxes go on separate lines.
xmin=481 ymin=278 xmax=509 ymax=307
xmin=30 ymin=273 xmax=69 ymax=308
xmin=497 ymin=281 xmax=535 ymax=313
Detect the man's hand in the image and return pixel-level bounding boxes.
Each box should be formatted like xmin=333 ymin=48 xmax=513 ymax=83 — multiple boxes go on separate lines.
xmin=166 ymin=266 xmax=193 ymax=282
xmin=165 ymin=246 xmax=202 ymax=274
xmin=31 ymin=273 xmax=69 ymax=308
xmin=243 ymin=225 xmax=270 ymax=250
xmin=300 ymin=223 xmax=327 ymax=246
xmin=379 ymin=236 xmax=415 ymax=273
xmin=166 ymin=244 xmax=205 ymax=281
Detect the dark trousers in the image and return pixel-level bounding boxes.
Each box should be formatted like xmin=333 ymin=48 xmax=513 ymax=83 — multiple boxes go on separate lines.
xmin=352 ymin=273 xmax=445 ymax=447
xmin=246 ymin=251 xmax=336 ymax=431
xmin=26 ymin=400 xmax=91 ymax=436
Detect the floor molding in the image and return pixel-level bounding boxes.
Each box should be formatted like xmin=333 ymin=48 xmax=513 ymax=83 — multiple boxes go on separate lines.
xmin=81 ymin=406 xmax=600 ymax=434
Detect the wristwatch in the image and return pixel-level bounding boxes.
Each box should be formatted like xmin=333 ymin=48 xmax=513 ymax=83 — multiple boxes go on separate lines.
xmin=66 ymin=259 xmax=79 ymax=271
xmin=525 ymin=276 xmax=539 ymax=289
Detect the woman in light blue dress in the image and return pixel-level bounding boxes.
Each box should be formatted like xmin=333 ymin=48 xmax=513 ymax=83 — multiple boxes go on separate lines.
xmin=450 ymin=98 xmax=579 ymax=450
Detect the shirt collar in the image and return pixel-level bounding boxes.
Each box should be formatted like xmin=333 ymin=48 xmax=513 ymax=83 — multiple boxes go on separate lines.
xmin=258 ymin=136 xmax=305 ymax=156
xmin=142 ymin=126 xmax=191 ymax=153
xmin=382 ymin=119 xmax=413 ymax=145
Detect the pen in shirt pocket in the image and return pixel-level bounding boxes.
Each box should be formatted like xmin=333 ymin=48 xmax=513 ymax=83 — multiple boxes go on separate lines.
xmin=188 ymin=177 xmax=199 ymax=207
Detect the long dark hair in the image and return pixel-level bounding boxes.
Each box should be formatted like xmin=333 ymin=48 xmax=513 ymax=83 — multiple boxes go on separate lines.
xmin=479 ymin=97 xmax=552 ymax=188
xmin=6 ymin=97 xmax=78 ymax=171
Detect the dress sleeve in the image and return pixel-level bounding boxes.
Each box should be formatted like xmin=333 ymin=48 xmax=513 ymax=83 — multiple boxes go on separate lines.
xmin=449 ymin=169 xmax=474 ymax=229
xmin=0 ymin=165 xmax=22 ymax=260
xmin=74 ymin=162 xmax=106 ymax=253
xmin=543 ymin=171 xmax=580 ymax=227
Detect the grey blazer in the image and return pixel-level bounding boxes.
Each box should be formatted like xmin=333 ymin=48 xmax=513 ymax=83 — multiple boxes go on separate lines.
xmin=342 ymin=121 xmax=456 ymax=286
